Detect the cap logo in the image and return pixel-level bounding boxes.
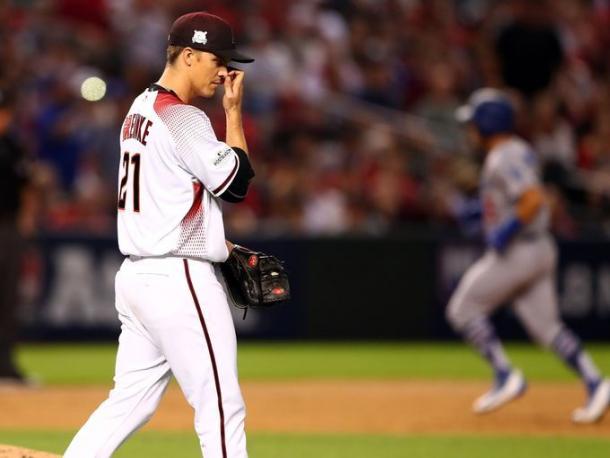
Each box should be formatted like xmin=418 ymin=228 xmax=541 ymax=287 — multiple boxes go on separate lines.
xmin=192 ymin=30 xmax=208 ymax=45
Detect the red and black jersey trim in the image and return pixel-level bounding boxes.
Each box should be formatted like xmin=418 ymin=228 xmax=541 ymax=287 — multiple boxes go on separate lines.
xmin=212 ymin=155 xmax=239 ymax=196
xmin=151 ymin=83 xmax=184 ymax=113
xmin=183 ymin=259 xmax=227 ymax=458
xmin=149 ymin=83 xmax=178 ymax=96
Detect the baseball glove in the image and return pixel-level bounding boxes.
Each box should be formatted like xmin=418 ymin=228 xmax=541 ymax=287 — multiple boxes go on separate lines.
xmin=220 ymin=245 xmax=290 ymax=316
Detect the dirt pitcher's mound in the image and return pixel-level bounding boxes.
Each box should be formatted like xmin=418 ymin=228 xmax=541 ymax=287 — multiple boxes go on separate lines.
xmin=0 ymin=445 xmax=60 ymax=458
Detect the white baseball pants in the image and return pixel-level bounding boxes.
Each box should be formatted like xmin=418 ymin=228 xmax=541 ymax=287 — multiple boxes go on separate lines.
xmin=64 ymin=256 xmax=247 ymax=458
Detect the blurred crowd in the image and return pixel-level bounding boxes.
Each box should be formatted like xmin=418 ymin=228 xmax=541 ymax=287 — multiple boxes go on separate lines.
xmin=2 ymin=0 xmax=610 ymax=238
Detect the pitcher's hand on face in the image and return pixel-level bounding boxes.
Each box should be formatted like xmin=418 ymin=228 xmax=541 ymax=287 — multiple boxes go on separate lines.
xmin=223 ymin=69 xmax=244 ymax=113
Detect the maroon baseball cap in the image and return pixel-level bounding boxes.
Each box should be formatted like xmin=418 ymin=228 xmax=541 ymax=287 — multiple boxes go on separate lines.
xmin=168 ymin=12 xmax=254 ymax=64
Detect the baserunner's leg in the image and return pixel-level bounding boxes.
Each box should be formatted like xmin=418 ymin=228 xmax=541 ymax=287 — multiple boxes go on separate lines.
xmin=447 ymin=252 xmax=515 ymax=383
xmin=515 ymin=272 xmax=609 ymax=423
xmin=446 ymin=249 xmax=531 ymax=413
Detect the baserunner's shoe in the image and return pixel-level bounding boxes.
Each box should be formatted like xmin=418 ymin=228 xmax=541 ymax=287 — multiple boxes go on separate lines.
xmin=473 ymin=369 xmax=527 ymax=414
xmin=572 ymin=378 xmax=610 ymax=424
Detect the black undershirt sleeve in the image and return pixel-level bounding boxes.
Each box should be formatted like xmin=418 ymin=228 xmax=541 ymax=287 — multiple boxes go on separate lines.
xmin=219 ymin=147 xmax=255 ymax=203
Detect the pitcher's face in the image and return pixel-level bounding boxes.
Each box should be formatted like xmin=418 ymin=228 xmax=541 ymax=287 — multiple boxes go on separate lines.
xmin=187 ymin=50 xmax=229 ymax=98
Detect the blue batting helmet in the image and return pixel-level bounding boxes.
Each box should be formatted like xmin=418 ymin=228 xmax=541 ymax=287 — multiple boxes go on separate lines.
xmin=455 ymin=88 xmax=515 ymax=137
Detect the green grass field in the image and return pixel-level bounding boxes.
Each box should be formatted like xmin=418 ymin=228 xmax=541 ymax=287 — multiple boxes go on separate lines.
xmin=1 ymin=430 xmax=610 ymax=458
xmin=3 ymin=342 xmax=610 ymax=457
xmin=16 ymin=342 xmax=610 ymax=384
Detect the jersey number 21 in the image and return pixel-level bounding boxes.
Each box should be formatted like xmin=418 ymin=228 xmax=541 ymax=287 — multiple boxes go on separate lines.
xmin=118 ymin=152 xmax=141 ymax=212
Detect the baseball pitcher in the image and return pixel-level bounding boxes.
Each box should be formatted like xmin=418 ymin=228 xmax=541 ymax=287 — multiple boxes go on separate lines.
xmin=65 ymin=12 xmax=255 ymax=457
xmin=447 ymin=88 xmax=610 ymax=423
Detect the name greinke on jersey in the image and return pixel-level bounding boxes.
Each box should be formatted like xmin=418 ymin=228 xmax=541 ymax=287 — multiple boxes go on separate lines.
xmin=122 ymin=113 xmax=153 ymax=145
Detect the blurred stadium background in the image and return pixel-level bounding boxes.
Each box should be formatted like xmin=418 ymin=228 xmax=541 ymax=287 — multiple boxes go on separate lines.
xmin=1 ymin=0 xmax=610 ymax=456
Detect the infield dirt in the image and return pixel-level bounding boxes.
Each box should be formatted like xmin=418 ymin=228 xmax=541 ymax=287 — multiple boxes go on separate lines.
xmin=0 ymin=445 xmax=60 ymax=458
xmin=1 ymin=380 xmax=608 ymax=437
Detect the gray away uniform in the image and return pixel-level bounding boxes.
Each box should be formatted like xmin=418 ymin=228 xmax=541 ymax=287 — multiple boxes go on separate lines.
xmin=446 ymin=136 xmax=562 ymax=347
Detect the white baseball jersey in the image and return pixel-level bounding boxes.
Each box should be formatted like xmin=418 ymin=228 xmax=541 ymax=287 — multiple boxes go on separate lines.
xmin=480 ymin=136 xmax=549 ymax=238
xmin=117 ymin=85 xmax=240 ymax=262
